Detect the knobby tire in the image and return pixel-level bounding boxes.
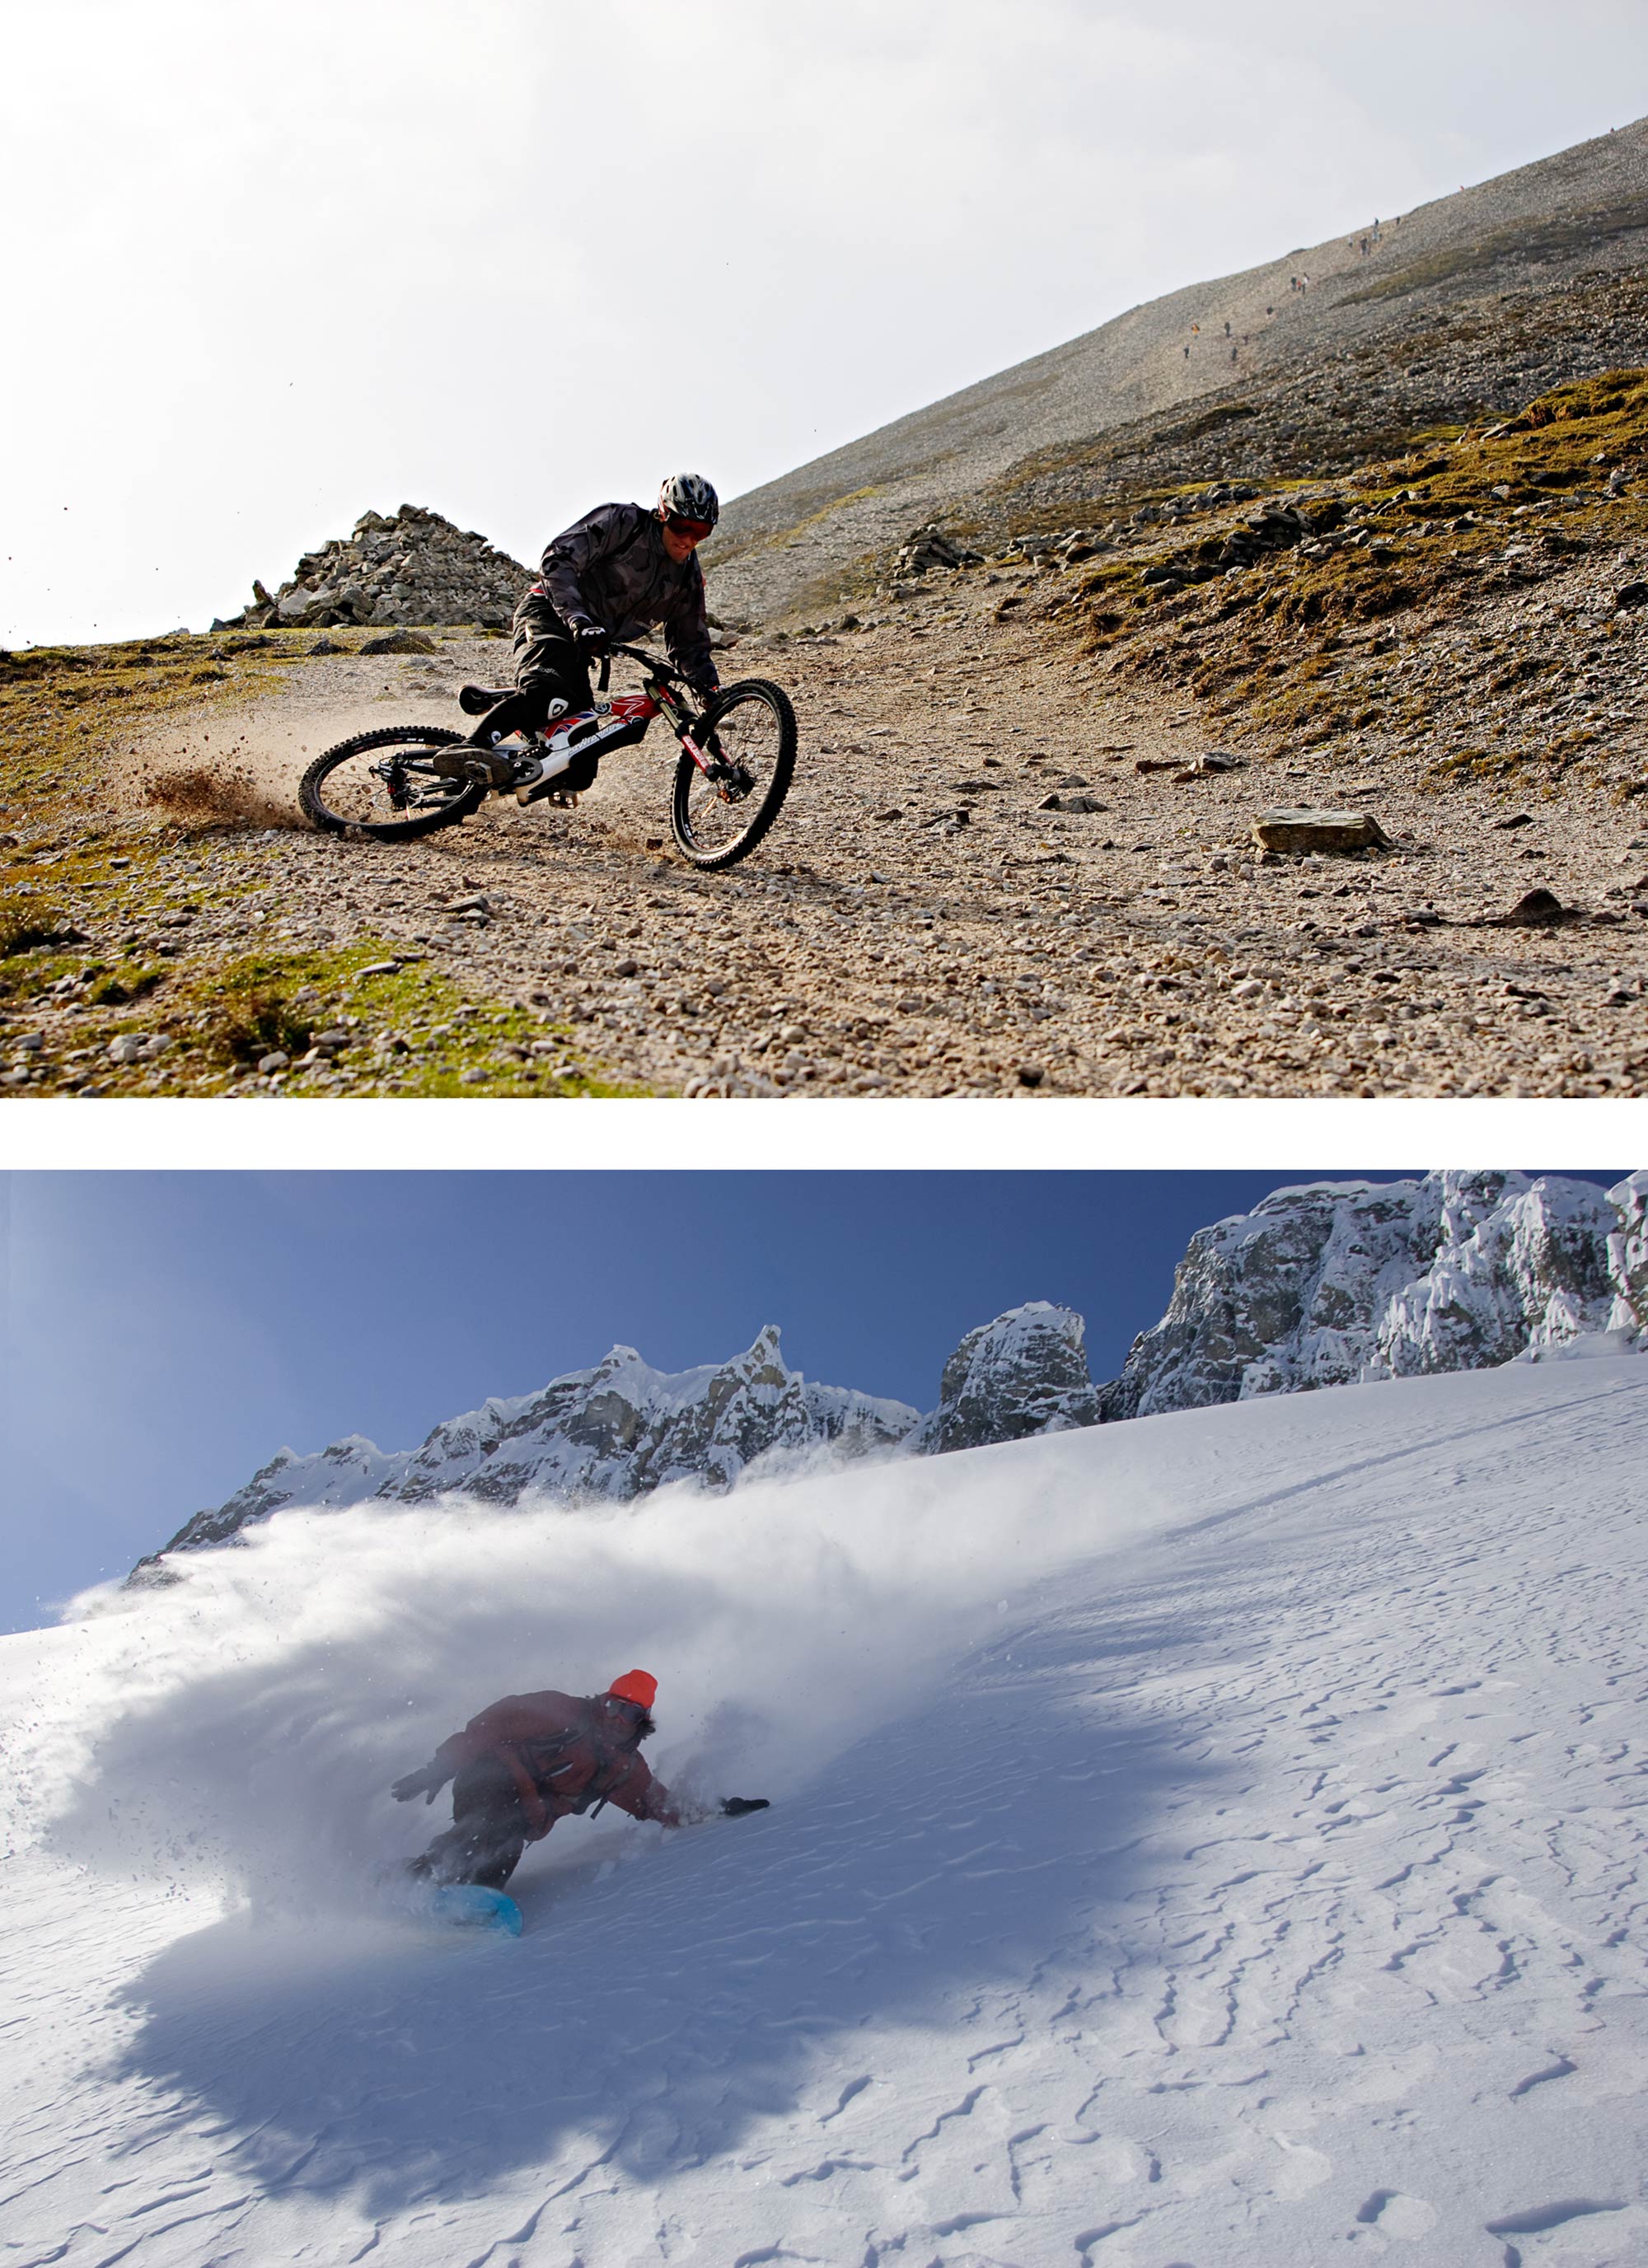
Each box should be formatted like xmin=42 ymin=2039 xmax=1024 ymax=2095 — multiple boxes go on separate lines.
xmin=670 ymin=679 xmax=796 ymax=871
xmin=300 ymin=725 xmax=487 ymax=843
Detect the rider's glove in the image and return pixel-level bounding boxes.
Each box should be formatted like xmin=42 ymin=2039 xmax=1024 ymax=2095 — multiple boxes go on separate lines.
xmin=572 ymin=622 xmax=610 ymax=657
xmin=720 ymin=1796 xmax=770 ymax=1817
xmin=391 ymin=1761 xmax=448 ymax=1805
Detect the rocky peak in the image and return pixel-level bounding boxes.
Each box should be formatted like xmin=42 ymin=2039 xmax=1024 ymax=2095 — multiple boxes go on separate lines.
xmin=387 ymin=1325 xmax=920 ymax=1506
xmin=138 ymin=1330 xmax=922 ymax=1575
xmin=1100 ymin=1171 xmax=1642 ymax=1420
xmin=1608 ymin=1171 xmax=1648 ymax=1331
xmin=214 ymin=503 xmax=531 ymax=634
xmin=908 ymin=1302 xmax=1099 ymax=1456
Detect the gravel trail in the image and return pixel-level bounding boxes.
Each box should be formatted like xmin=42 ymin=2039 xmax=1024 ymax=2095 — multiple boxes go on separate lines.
xmin=93 ymin=574 xmax=1648 ymax=1099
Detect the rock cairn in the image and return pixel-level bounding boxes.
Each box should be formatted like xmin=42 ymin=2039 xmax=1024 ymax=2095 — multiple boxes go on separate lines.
xmin=214 ymin=505 xmax=531 ymax=633
xmin=872 ymin=523 xmax=984 ymax=601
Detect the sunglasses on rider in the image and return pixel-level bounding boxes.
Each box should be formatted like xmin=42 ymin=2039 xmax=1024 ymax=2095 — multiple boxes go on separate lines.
xmin=664 ymin=513 xmax=714 ymax=543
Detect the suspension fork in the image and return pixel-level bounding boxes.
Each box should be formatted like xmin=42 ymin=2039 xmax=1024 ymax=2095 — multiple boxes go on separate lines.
xmin=657 ymin=680 xmax=716 ymax=776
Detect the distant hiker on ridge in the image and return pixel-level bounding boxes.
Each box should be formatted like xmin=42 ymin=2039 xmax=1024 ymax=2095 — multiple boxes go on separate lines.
xmin=393 ymin=1669 xmax=767 ymax=1891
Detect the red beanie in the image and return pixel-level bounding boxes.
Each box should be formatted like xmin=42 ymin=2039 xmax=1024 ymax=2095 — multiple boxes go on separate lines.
xmin=608 ymin=1669 xmax=658 ymax=1709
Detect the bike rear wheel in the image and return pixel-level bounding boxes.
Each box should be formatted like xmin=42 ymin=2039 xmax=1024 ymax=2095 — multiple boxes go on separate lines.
xmin=300 ymin=725 xmax=488 ymax=842
xmin=670 ymin=680 xmax=796 ymax=870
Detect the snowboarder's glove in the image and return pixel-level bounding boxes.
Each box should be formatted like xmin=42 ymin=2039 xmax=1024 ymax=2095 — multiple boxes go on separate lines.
xmin=720 ymin=1797 xmax=770 ymax=1817
xmin=391 ymin=1762 xmax=447 ymax=1805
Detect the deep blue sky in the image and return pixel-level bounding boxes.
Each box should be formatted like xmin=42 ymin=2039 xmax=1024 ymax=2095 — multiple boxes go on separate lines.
xmin=1 ymin=1170 xmax=1627 ymax=1634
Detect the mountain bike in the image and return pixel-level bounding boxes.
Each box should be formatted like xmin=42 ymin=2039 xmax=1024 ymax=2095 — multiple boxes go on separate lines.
xmin=297 ymin=643 xmax=796 ymax=872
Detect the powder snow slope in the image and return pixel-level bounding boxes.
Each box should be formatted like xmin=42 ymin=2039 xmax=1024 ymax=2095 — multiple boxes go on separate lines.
xmin=3 ymin=1355 xmax=1647 ymax=2266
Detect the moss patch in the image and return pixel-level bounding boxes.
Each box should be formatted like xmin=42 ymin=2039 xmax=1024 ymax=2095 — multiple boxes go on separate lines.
xmin=2 ymin=937 xmax=642 ymax=1098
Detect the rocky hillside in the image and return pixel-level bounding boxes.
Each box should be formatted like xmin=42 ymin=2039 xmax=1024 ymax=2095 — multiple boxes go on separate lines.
xmin=213 ymin=504 xmax=530 ymax=633
xmin=704 ymin=116 xmax=1648 ymax=626
xmin=1033 ymin=361 xmax=1648 ymax=810
xmin=134 ymin=1176 xmax=1645 ymax=1578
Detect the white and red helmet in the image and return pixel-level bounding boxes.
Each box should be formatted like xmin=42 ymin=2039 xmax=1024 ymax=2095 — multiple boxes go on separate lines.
xmin=658 ymin=472 xmax=719 ymax=531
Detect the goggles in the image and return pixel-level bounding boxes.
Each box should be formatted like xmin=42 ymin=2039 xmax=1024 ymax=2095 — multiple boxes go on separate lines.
xmin=664 ymin=513 xmax=714 ymax=543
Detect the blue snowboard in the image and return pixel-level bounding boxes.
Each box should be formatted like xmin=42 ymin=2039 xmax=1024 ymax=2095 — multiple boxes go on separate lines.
xmin=420 ymin=1883 xmax=523 ymax=1936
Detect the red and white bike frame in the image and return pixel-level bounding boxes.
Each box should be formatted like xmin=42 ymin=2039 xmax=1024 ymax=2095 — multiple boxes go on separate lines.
xmin=527 ymin=660 xmax=717 ymax=791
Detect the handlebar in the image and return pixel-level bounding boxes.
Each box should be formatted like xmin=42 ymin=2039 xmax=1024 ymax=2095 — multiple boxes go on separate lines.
xmin=606 ymin=641 xmax=686 ymax=683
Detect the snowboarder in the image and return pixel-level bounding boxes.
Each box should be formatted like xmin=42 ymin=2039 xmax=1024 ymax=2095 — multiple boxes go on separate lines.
xmin=392 ymin=1669 xmax=765 ymax=1891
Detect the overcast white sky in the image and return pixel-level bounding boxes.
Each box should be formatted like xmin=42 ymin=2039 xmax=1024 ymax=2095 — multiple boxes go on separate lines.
xmin=4 ymin=0 xmax=1645 ymax=647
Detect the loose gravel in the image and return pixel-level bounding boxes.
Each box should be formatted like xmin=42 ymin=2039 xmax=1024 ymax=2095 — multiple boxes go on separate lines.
xmin=40 ymin=587 xmax=1645 ymax=1100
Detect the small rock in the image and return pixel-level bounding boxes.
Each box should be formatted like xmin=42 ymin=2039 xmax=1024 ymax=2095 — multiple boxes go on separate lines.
xmin=1492 ymin=813 xmax=1535 ymax=830
xmin=308 ymin=637 xmax=344 ymax=655
xmin=17 ymin=1032 xmax=44 ymax=1053
xmin=1016 ymin=1064 xmax=1045 ymax=1087
xmin=258 ymin=1051 xmax=289 ymax=1073
xmin=460 ymin=1066 xmax=488 ymax=1084
xmin=106 ymin=1033 xmax=146 ymax=1064
xmin=1252 ymin=807 xmax=1395 ymax=855
xmin=1615 ymin=582 xmax=1648 ymax=611
xmin=1491 ymin=889 xmax=1573 ymax=928
xmin=362 ymin=631 xmax=438 ymax=656
xmin=357 ymin=961 xmax=400 ymax=977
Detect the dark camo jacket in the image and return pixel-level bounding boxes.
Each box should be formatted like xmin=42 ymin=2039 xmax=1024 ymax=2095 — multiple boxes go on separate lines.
xmin=534 ymin=501 xmax=714 ymax=683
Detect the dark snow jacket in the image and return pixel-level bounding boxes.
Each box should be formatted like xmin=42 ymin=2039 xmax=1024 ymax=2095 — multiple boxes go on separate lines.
xmin=428 ymin=1687 xmax=681 ymax=1840
xmin=534 ymin=502 xmax=715 ymax=685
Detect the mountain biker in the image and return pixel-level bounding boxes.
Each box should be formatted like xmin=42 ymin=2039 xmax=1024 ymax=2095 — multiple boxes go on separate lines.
xmin=456 ymin=475 xmax=723 ymax=788
xmin=392 ymin=1667 xmax=766 ymax=1891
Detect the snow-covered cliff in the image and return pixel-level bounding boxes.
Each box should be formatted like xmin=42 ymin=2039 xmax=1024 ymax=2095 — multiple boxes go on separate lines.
xmin=1102 ymin=1170 xmax=1646 ymax=1420
xmin=907 ymin=1302 xmax=1098 ymax=1455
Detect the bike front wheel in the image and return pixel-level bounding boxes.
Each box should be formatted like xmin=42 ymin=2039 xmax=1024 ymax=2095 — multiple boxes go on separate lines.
xmin=300 ymin=725 xmax=488 ymax=842
xmin=670 ymin=680 xmax=796 ymax=870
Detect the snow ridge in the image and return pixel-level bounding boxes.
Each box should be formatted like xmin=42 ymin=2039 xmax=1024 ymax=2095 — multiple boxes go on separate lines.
xmin=141 ymin=1173 xmax=1645 ymax=1577
xmin=149 ymin=1326 xmax=919 ymax=1566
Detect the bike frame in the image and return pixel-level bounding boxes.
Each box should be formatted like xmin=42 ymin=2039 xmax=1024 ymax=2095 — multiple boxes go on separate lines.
xmin=369 ymin=646 xmax=731 ymax=813
xmin=507 ymin=644 xmax=732 ymax=797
